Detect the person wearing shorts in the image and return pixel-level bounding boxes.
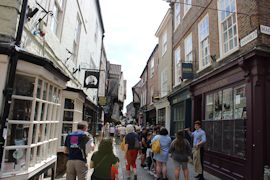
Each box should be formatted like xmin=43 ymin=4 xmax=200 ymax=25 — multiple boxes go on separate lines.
xmin=169 ymin=130 xmax=191 ymax=180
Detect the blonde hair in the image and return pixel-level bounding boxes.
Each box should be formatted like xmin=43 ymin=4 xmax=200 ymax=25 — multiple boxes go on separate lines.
xmin=126 ymin=124 xmax=134 ymax=134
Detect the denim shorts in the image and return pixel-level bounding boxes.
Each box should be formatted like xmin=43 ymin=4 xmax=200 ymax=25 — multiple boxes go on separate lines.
xmin=173 ymin=160 xmax=188 ymax=170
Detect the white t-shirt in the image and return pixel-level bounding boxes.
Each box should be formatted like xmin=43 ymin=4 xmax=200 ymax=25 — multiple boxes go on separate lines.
xmin=109 ymin=126 xmax=115 ymax=134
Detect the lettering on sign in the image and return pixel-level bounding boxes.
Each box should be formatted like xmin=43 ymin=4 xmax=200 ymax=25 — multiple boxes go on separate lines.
xmin=240 ymin=29 xmax=257 ymax=47
xmin=260 ymin=25 xmax=270 ymax=35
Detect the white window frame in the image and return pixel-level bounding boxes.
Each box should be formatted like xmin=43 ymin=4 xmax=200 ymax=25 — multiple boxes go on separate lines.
xmin=2 ymin=73 xmax=62 ymax=174
xmin=161 ymin=69 xmax=168 ymax=97
xmin=218 ymin=0 xmax=239 ymax=59
xmin=72 ymin=15 xmax=82 ymax=64
xmin=162 ymin=31 xmax=168 ymax=56
xmin=174 ymin=1 xmax=181 ymax=30
xmin=50 ymin=0 xmax=65 ymax=38
xmin=184 ymin=0 xmax=192 ymax=17
xmin=150 ymin=58 xmax=154 ymax=78
xmin=185 ymin=33 xmax=193 ymax=63
xmin=198 ymin=14 xmax=210 ymax=70
xmin=174 ymin=47 xmax=182 ymax=86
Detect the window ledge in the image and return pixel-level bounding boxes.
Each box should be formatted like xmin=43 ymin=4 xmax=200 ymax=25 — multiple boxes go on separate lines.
xmin=196 ymin=63 xmax=212 ymax=73
xmin=216 ymin=47 xmax=240 ymax=62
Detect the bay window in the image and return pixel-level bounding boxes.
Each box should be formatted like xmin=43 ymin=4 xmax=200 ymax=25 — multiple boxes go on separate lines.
xmin=2 ymin=73 xmax=62 ymax=173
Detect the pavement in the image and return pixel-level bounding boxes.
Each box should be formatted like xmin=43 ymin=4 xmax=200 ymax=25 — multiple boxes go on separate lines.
xmin=54 ymin=138 xmax=220 ymax=180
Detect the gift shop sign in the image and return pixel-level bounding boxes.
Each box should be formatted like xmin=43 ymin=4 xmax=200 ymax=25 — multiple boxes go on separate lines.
xmin=240 ymin=29 xmax=257 ymax=47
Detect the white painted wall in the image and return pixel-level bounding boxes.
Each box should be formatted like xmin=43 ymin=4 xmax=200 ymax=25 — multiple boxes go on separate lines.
xmin=21 ymin=0 xmax=104 ymax=104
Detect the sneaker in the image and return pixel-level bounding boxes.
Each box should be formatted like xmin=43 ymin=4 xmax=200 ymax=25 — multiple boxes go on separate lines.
xmin=144 ymin=166 xmax=148 ymax=170
xmin=149 ymin=171 xmax=155 ymax=176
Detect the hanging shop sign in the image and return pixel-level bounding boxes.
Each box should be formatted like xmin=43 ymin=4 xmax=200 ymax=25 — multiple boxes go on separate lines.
xmin=84 ymin=71 xmax=99 ymax=88
xmin=182 ymin=63 xmax=193 ymax=79
xmin=98 ymin=96 xmax=107 ymax=106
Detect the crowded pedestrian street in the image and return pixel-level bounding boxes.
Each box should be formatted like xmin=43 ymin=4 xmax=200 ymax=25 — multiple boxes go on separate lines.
xmin=54 ymin=137 xmax=219 ymax=180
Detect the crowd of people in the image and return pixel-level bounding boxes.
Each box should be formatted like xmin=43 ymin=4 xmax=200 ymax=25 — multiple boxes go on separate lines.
xmin=63 ymin=120 xmax=206 ymax=180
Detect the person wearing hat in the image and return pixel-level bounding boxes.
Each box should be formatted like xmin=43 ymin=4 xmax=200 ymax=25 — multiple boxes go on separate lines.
xmin=185 ymin=121 xmax=206 ymax=180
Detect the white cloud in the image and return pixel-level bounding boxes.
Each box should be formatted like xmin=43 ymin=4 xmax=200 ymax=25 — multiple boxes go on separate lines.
xmin=100 ymin=0 xmax=169 ymax=113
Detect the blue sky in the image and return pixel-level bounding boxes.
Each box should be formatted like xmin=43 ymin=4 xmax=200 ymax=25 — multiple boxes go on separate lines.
xmin=100 ymin=0 xmax=169 ymax=113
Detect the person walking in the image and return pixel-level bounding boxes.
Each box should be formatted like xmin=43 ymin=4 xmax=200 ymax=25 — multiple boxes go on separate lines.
xmin=64 ymin=121 xmax=94 ymax=180
xmin=151 ymin=127 xmax=171 ymax=180
xmin=170 ymin=130 xmax=192 ymax=180
xmin=185 ymin=121 xmax=207 ymax=180
xmin=124 ymin=124 xmax=140 ymax=180
xmin=90 ymin=138 xmax=119 ymax=180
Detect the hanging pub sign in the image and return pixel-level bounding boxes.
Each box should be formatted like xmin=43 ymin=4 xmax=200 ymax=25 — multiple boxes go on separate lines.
xmin=84 ymin=70 xmax=100 ymax=88
xmin=182 ymin=63 xmax=193 ymax=79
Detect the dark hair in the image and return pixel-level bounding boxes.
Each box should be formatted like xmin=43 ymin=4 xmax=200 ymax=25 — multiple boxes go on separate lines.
xmin=98 ymin=138 xmax=113 ymax=154
xmin=194 ymin=120 xmax=201 ymax=126
xmin=160 ymin=128 xmax=168 ymax=135
xmin=174 ymin=130 xmax=186 ymax=152
xmin=77 ymin=121 xmax=88 ymax=130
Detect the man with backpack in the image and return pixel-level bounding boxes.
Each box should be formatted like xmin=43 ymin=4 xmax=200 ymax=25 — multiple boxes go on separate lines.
xmin=64 ymin=121 xmax=95 ymax=180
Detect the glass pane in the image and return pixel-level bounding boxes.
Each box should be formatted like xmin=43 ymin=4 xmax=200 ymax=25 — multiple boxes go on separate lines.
xmin=205 ymin=94 xmax=214 ymax=120
xmin=62 ymin=123 xmax=73 ymax=134
xmin=222 ymin=88 xmax=233 ymax=119
xmin=37 ymin=79 xmax=42 ymax=99
xmin=32 ymin=124 xmax=38 ymax=144
xmin=30 ymin=147 xmax=36 ymax=167
xmin=6 ymin=124 xmax=29 ymax=146
xmin=49 ymin=85 xmax=53 ymax=102
xmin=234 ymin=85 xmax=246 ymax=119
xmin=40 ymin=103 xmax=45 ymax=121
xmin=234 ymin=119 xmax=245 ymax=157
xmin=34 ymin=101 xmax=40 ymax=121
xmin=9 ymin=99 xmax=32 ymax=121
xmin=37 ymin=145 xmax=42 ymax=162
xmin=214 ymin=91 xmax=222 ymax=120
xmin=222 ymin=120 xmax=234 ymax=155
xmin=37 ymin=124 xmax=43 ymax=142
xmin=212 ymin=121 xmax=222 ymax=152
xmin=53 ymin=87 xmax=58 ymax=103
xmin=14 ymin=74 xmax=35 ymax=97
xmin=43 ymin=82 xmax=48 ymax=100
xmin=63 ymin=111 xmax=74 ymax=121
xmin=64 ymin=98 xmax=74 ymax=109
xmin=3 ymin=149 xmax=26 ymax=172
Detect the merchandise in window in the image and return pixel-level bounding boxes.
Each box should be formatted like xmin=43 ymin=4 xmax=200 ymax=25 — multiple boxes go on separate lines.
xmin=203 ymin=84 xmax=246 ymax=158
xmin=222 ymin=88 xmax=233 ymax=119
xmin=14 ymin=74 xmax=35 ymax=97
xmin=3 ymin=74 xmax=62 ymax=174
xmin=205 ymin=94 xmax=214 ymax=120
xmin=214 ymin=91 xmax=222 ymax=119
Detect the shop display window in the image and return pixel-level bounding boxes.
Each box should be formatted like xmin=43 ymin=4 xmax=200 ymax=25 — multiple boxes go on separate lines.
xmin=203 ymin=84 xmax=246 ymax=158
xmin=2 ymin=74 xmax=62 ymax=173
xmin=172 ymin=102 xmax=185 ymax=135
xmin=158 ymin=108 xmax=166 ymax=127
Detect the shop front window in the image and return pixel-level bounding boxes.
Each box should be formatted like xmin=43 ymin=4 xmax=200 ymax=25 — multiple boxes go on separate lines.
xmin=203 ymin=84 xmax=246 ymax=158
xmin=172 ymin=102 xmax=185 ymax=135
xmin=158 ymin=108 xmax=166 ymax=127
xmin=2 ymin=74 xmax=62 ymax=173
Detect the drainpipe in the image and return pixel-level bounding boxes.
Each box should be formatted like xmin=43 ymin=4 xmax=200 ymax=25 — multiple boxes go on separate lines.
xmin=0 ymin=0 xmax=28 ymax=167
